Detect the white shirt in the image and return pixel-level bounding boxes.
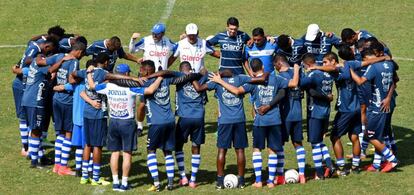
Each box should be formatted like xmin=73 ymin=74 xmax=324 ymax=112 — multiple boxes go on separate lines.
xmin=129 ymin=35 xmax=175 ymax=71
xmin=173 ymin=37 xmax=214 ymax=73
xmin=96 ymin=83 xmax=145 ymax=119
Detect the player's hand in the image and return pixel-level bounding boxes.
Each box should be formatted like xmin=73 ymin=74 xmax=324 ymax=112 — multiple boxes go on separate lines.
xmin=246 ymin=39 xmax=254 ymax=48
xmin=91 ymin=100 xmax=102 ymax=109
xmin=179 ymin=33 xmax=187 ymax=40
xmin=208 ymin=72 xmax=222 ymax=83
xmin=137 ymin=57 xmax=144 ymax=64
xmin=327 ymin=94 xmax=334 ymax=102
xmin=293 ymin=63 xmax=300 ymax=71
xmin=53 ymin=85 xmax=65 ymax=92
xmin=384 ymin=55 xmax=391 ymax=61
xmin=257 ymin=105 xmax=271 ymax=115
xmin=325 ymin=32 xmax=334 ymax=37
xmin=131 ymin=32 xmax=141 ymax=40
xmin=266 ymin=35 xmax=276 ymax=44
xmin=380 ymin=97 xmax=391 ymax=113
xmin=133 ymin=77 xmax=147 ymax=85
xmin=62 ymin=54 xmax=76 ymax=61
xmin=199 ymin=67 xmax=208 ymax=76
xmin=87 ymin=65 xmax=95 ymax=73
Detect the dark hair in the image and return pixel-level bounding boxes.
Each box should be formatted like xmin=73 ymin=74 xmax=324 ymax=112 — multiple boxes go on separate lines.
xmin=85 ymin=59 xmax=95 ymax=69
xmin=369 ymin=40 xmax=384 ymax=53
xmin=273 ymin=53 xmax=288 ymax=64
xmin=142 ymin=60 xmax=155 ymax=69
xmin=109 ymin=36 xmax=122 ymax=49
xmin=227 ymin=17 xmax=239 ymax=27
xmin=75 ymin=36 xmax=88 ymax=46
xmin=250 ymin=58 xmax=263 ymax=72
xmin=179 ymin=61 xmax=191 ymax=71
xmin=361 ymin=48 xmax=376 ymax=59
xmin=95 ymin=53 xmax=110 ymax=64
xmin=337 ymin=44 xmax=355 ymax=61
xmin=71 ymin=42 xmax=86 ymax=51
xmin=47 ymin=25 xmax=65 ymax=38
xmin=341 ymin=28 xmax=356 ymax=42
xmin=302 ymin=53 xmax=316 ymax=64
xmin=323 ymin=52 xmax=339 ymax=63
xmin=252 ymin=27 xmax=264 ymax=37
xmin=44 ymin=37 xmax=59 ymax=48
xmin=277 ymin=35 xmax=290 ymax=51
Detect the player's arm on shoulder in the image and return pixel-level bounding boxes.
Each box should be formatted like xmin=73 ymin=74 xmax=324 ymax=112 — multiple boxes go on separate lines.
xmin=288 ymin=64 xmax=300 ymax=88
xmin=192 ymin=80 xmax=208 ymax=92
xmin=257 ymin=88 xmax=287 ymax=115
xmin=361 ymin=55 xmax=390 ymax=67
xmin=80 ymin=90 xmax=101 ymax=109
xmin=144 ymin=77 xmax=163 ymax=95
xmin=350 ymin=68 xmax=367 ymax=85
xmin=209 ymin=72 xmax=245 ymax=95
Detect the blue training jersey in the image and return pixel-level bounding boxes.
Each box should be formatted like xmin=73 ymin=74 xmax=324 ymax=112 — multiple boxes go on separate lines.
xmin=72 ymin=82 xmax=86 ymax=126
xmin=207 ymin=31 xmax=250 ymax=73
xmin=363 ymin=61 xmax=394 ymax=113
xmin=301 ymin=69 xmax=333 ymax=119
xmin=245 ymin=41 xmax=278 ymax=73
xmin=242 ymin=74 xmax=288 ymax=126
xmin=175 ymin=73 xmax=207 ymax=119
xmin=59 ymin=37 xmax=73 ymax=53
xmin=276 ymin=38 xmax=306 ymax=66
xmin=279 ymin=68 xmax=303 ymax=121
xmin=76 ymin=68 xmax=108 ymax=119
xmin=207 ymin=75 xmax=252 ymax=124
xmin=86 ymin=40 xmax=126 ymax=72
xmin=21 ymin=59 xmax=49 ymax=108
xmin=53 ymin=59 xmax=80 ymax=105
xmin=335 ymin=61 xmax=360 ymax=112
xmin=302 ymin=32 xmax=341 ymax=65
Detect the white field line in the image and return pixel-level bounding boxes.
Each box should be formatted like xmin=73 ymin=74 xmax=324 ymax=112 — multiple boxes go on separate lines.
xmin=159 ymin=0 xmax=176 ymax=22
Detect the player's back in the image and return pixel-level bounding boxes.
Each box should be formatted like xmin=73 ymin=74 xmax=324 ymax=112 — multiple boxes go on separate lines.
xmin=365 ymin=61 xmax=394 ymax=112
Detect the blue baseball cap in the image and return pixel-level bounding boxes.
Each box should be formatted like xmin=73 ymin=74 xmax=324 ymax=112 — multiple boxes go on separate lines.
xmin=152 ymin=23 xmax=166 ymax=34
xmin=116 ymin=64 xmax=131 ymax=74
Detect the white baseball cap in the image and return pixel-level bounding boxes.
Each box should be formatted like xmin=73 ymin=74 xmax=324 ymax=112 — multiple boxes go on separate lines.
xmin=185 ymin=23 xmax=198 ymax=35
xmin=305 ymin=24 xmax=320 ymax=41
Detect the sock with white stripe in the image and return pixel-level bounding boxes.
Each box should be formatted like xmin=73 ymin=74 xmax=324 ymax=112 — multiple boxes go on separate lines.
xmin=381 ymin=147 xmax=397 ymax=163
xmin=311 ymin=143 xmax=323 ymax=176
xmin=82 ymin=160 xmax=89 ymax=179
xmin=190 ymin=154 xmax=201 ymax=183
xmin=320 ymin=143 xmax=333 ymax=169
xmin=336 ymin=158 xmax=345 ymax=167
xmin=19 ymin=119 xmax=29 ymax=150
xmin=60 ymin=138 xmax=72 ymax=167
xmin=295 ymin=146 xmax=306 ymax=175
xmin=29 ymin=136 xmax=40 ymax=165
xmin=75 ymin=147 xmax=83 ymax=170
xmin=267 ymin=154 xmax=277 ymax=183
xmin=88 ymin=153 xmax=93 ymax=172
xmin=147 ymin=153 xmax=160 ymax=186
xmin=165 ymin=155 xmax=175 ymax=184
xmin=54 ymin=135 xmax=64 ymax=165
xmin=352 ymin=155 xmax=361 ymax=167
xmin=92 ymin=163 xmax=101 ymax=182
xmin=175 ymin=151 xmax=186 ymax=179
xmin=252 ymin=152 xmax=262 ymax=183
xmin=276 ymin=150 xmax=285 ymax=176
xmin=373 ymin=151 xmax=382 ymax=169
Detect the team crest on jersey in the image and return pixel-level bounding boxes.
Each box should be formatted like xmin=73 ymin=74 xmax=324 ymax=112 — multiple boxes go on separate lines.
xmin=258 ymin=85 xmax=274 ymax=105
xmin=183 ymin=83 xmax=200 ymax=99
xmin=154 ymin=85 xmax=170 ymax=105
xmin=221 ymin=89 xmax=240 ymax=106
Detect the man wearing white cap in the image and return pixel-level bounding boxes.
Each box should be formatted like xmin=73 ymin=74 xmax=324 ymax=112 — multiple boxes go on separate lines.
xmin=169 ymin=23 xmax=220 ymax=73
xmin=129 ymin=23 xmax=176 ymax=71
xmin=302 ymin=24 xmax=340 ymax=65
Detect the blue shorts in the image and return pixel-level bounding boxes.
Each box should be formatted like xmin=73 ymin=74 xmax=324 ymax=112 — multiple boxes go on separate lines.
xmin=283 ymin=121 xmax=303 ymax=143
xmin=108 ymin=119 xmax=137 ymax=152
xmin=307 ymin=118 xmax=329 ymax=144
xmin=252 ymin=125 xmax=283 ymax=151
xmin=24 ymin=106 xmax=47 ymax=131
xmin=84 ymin=118 xmax=108 ymax=147
xmin=217 ymin=122 xmax=248 ymax=149
xmin=331 ymin=111 xmax=362 ymax=138
xmin=53 ymin=101 xmax=73 ymax=132
xmin=366 ymin=111 xmax=387 ymax=142
xmin=12 ymin=81 xmax=25 ymax=119
xmin=176 ymin=117 xmax=205 ymax=147
xmin=147 ymin=122 xmax=175 ymax=151
xmin=357 ymin=84 xmax=371 ymax=105
xmin=72 ymin=125 xmax=85 ymax=147
xmin=384 ymin=111 xmax=394 ymax=138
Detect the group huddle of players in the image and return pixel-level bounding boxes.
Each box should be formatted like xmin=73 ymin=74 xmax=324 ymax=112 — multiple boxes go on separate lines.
xmin=11 ymin=16 xmax=399 ymax=192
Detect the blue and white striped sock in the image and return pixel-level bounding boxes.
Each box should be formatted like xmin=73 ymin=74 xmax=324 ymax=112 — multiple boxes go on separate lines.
xmin=92 ymin=163 xmax=101 ymax=182
xmin=147 ymin=153 xmax=160 ymax=186
xmin=320 ymin=143 xmax=333 ymax=169
xmin=82 ymin=160 xmax=89 ymax=179
xmin=352 ymin=155 xmax=361 ymax=167
xmin=276 ymin=150 xmax=285 ymax=176
xmin=88 ymin=153 xmax=93 ymax=172
xmin=54 ymin=135 xmax=64 ymax=165
xmin=336 ymin=158 xmax=345 ymax=167
xmin=38 ymin=144 xmax=44 ymax=159
xmin=175 ymin=151 xmax=186 ymax=179
xmin=373 ymin=152 xmax=382 ymax=169
xmin=190 ymin=154 xmax=201 ymax=182
xmin=60 ymin=138 xmax=72 ymax=167
xmin=267 ymin=154 xmax=277 ymax=183
xmin=381 ymin=147 xmax=397 ymax=163
xmin=360 ymin=126 xmax=368 ymax=154
xmin=384 ymin=136 xmax=391 ymax=149
xmin=312 ymin=144 xmax=323 ymax=176
xmin=165 ymin=155 xmax=175 ymax=183
xmin=29 ymin=136 xmax=40 ymax=165
xmin=75 ymin=148 xmax=83 ymax=170
xmin=19 ymin=119 xmax=28 ymax=150
xmin=295 ymin=146 xmax=306 ymax=175
xmin=252 ymin=152 xmax=262 ymax=183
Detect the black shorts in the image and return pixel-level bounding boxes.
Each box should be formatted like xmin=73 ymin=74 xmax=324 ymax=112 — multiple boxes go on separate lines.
xmin=331 ymin=111 xmax=362 ymax=138
xmin=283 ymin=121 xmax=303 ymax=143
xmin=24 ymin=106 xmax=47 ymax=131
xmin=307 ymin=118 xmax=329 ymax=144
xmin=366 ymin=111 xmax=387 ymax=142
xmin=108 ymin=119 xmax=137 ymax=152
xmin=84 ymin=118 xmax=108 ymax=147
xmin=53 ymin=101 xmax=73 ymax=133
xmin=252 ymin=125 xmax=283 ymax=151
xmin=147 ymin=122 xmax=175 ymax=151
xmin=176 ymin=117 xmax=205 ymax=146
xmin=217 ymin=122 xmax=248 ymax=149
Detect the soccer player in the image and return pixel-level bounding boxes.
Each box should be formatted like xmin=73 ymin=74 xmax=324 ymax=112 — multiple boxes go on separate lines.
xmin=28 ymin=25 xmax=66 ymax=45
xmin=300 ymin=53 xmax=335 ymax=180
xmin=210 ymin=58 xmax=300 ymax=188
xmin=207 ymin=17 xmax=251 ymax=75
xmin=349 ymin=49 xmax=399 ymax=173
xmin=302 ymin=24 xmax=341 ymax=65
xmin=86 ymin=36 xmax=140 ymax=72
xmin=276 ymin=34 xmax=306 ymax=66
xmin=169 ymin=23 xmax=220 ymax=73
xmin=244 ymin=27 xmax=277 ymax=77
xmin=11 ymin=37 xmax=58 ymax=157
xmin=174 ymin=61 xmax=208 ymax=188
xmin=59 ymin=36 xmax=88 ymax=53
xmin=93 ymin=64 xmax=163 ymax=191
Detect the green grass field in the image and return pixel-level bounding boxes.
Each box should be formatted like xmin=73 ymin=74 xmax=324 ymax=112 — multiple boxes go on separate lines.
xmin=1 ymin=0 xmax=414 ymax=194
